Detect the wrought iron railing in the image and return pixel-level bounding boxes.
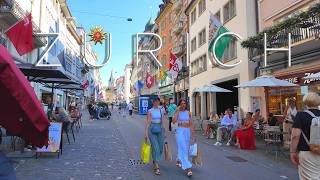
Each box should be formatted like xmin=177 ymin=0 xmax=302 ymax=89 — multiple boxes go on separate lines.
xmin=248 ymin=16 xmax=320 ymax=61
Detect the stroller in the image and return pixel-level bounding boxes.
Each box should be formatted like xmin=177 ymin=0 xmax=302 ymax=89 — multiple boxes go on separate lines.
xmin=100 ymin=106 xmax=111 ymax=120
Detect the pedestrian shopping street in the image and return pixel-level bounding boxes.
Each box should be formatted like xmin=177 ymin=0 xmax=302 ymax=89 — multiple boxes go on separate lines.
xmin=14 ymin=110 xmax=298 ymax=180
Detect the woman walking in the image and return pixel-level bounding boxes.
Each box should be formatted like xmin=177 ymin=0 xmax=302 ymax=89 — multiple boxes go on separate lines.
xmin=173 ymin=99 xmax=195 ymax=177
xmin=144 ymin=98 xmax=167 ymax=175
xmin=291 ymin=92 xmax=320 ymax=180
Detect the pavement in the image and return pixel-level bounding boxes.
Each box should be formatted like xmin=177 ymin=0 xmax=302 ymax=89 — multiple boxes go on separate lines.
xmin=13 ymin=109 xmax=299 ymax=180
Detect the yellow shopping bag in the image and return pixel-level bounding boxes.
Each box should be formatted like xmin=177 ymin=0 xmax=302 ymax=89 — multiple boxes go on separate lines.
xmin=141 ymin=140 xmax=151 ymax=164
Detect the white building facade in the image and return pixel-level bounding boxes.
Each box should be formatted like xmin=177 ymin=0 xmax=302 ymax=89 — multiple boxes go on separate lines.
xmin=186 ymin=0 xmax=260 ymax=119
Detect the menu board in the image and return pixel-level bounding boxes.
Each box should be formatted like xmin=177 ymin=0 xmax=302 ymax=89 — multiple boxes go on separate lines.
xmin=37 ymin=122 xmax=62 ymax=153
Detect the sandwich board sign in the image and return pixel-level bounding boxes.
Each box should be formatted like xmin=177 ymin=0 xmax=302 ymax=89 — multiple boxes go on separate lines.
xmin=36 ymin=122 xmax=63 ymax=157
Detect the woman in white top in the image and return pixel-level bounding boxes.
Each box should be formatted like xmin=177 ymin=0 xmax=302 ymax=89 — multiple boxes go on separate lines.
xmin=144 ymin=97 xmax=167 ymax=175
xmin=283 ymin=98 xmax=298 ymax=148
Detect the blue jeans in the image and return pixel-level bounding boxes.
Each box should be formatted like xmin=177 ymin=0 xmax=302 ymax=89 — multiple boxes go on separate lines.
xmin=148 ymin=123 xmax=164 ymax=163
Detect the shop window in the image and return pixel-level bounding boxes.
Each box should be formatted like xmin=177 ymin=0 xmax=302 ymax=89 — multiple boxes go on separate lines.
xmin=223 ymin=0 xmax=236 ymax=23
xmin=268 ymin=87 xmax=303 ymax=115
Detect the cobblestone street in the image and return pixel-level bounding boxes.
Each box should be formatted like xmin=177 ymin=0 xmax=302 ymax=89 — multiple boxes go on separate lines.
xmin=15 ymin=110 xmax=141 ymax=180
xmin=13 ymin=109 xmax=300 ymax=180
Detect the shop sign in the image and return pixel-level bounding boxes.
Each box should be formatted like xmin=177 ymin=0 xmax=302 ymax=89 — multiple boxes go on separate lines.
xmin=37 ymin=122 xmax=62 ymax=153
xmin=280 ymin=72 xmax=320 ymax=85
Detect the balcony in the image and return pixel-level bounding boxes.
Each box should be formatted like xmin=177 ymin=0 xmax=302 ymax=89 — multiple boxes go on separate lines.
xmin=241 ymin=4 xmax=320 ymax=71
xmin=0 ymin=0 xmax=46 ymax=48
xmin=173 ymin=44 xmax=186 ymax=55
xmin=172 ymin=0 xmax=182 ymax=12
xmin=173 ymin=21 xmax=184 ymax=34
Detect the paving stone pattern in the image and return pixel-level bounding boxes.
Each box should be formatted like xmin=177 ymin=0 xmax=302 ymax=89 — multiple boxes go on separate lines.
xmin=15 ymin=111 xmax=141 ymax=180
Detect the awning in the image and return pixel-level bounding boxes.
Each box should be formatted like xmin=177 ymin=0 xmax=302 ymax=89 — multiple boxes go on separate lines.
xmin=0 ymin=45 xmax=49 ymax=147
xmin=17 ymin=63 xmax=83 ymax=91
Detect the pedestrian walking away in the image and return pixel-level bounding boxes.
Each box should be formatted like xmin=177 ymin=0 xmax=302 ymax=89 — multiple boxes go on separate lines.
xmin=144 ymin=97 xmax=167 ymax=175
xmin=128 ymin=101 xmax=134 ymax=116
xmin=168 ymin=98 xmax=177 ymax=132
xmin=172 ymin=99 xmax=195 ymax=177
xmin=291 ymin=92 xmax=320 ymax=180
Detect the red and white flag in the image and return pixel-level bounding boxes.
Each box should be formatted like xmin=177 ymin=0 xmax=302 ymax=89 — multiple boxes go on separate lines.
xmin=168 ymin=53 xmax=182 ymax=79
xmin=5 ymin=14 xmax=34 ymax=56
xmin=82 ymin=80 xmax=89 ymax=89
xmin=146 ymin=73 xmax=154 ymax=89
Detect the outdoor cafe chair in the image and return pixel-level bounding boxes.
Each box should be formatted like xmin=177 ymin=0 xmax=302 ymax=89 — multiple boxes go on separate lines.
xmin=263 ymin=125 xmax=286 ymax=160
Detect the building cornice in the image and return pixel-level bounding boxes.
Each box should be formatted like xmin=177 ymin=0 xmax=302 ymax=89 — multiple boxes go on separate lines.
xmin=155 ymin=2 xmax=173 ymax=24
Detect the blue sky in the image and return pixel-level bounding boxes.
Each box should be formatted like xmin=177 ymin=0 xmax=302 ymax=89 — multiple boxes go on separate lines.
xmin=68 ymin=0 xmax=162 ymax=86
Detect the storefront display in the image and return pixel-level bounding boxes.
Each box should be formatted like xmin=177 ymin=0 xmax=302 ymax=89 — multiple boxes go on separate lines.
xmin=268 ymin=71 xmax=320 ymax=115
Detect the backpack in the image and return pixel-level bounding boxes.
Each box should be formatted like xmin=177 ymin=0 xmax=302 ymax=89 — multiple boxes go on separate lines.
xmin=301 ymin=110 xmax=320 ymax=155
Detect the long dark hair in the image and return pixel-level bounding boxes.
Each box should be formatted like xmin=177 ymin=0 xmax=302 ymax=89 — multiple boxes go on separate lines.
xmin=178 ymin=99 xmax=188 ymax=110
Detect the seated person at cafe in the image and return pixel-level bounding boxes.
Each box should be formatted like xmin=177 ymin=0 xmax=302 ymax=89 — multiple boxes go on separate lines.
xmin=204 ymin=112 xmax=219 ymax=138
xmin=214 ymin=108 xmax=238 ymax=146
xmin=69 ymin=103 xmax=80 ymax=118
xmin=268 ymin=113 xmax=279 ymax=126
xmin=53 ymin=107 xmax=70 ymax=123
xmin=234 ymin=112 xmax=256 ymax=150
xmin=253 ymin=109 xmax=267 ymax=124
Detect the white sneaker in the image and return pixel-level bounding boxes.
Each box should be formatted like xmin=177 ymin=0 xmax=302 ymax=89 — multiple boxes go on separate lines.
xmin=214 ymin=142 xmax=222 ymax=146
xmin=226 ymin=142 xmax=230 ymax=146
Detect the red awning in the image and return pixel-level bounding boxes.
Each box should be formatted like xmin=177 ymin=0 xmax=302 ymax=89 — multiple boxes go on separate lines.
xmin=0 ymin=45 xmax=49 ymax=147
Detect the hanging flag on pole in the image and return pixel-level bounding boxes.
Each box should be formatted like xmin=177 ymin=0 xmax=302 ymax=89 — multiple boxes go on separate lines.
xmin=168 ymin=53 xmax=182 ymax=80
xmin=146 ymin=73 xmax=154 ymax=89
xmin=157 ymin=69 xmax=167 ymax=81
xmin=82 ymin=80 xmax=89 ymax=89
xmin=208 ymin=13 xmax=231 ymax=63
xmin=5 ymin=14 xmax=34 ymax=56
xmin=134 ymin=80 xmax=144 ymax=91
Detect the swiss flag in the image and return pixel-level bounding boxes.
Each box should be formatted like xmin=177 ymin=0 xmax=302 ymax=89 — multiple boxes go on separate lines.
xmin=146 ymin=73 xmax=154 ymax=89
xmin=82 ymin=80 xmax=89 ymax=89
xmin=5 ymin=14 xmax=34 ymax=56
xmin=169 ymin=53 xmax=177 ymax=71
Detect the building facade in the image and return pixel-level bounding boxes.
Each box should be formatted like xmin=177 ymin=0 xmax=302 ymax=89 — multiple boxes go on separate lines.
xmin=245 ymin=0 xmax=320 ymax=117
xmin=155 ymin=0 xmax=175 ymax=101
xmin=172 ymin=0 xmax=190 ymax=103
xmin=124 ymin=64 xmax=132 ymax=103
xmin=186 ymin=0 xmax=259 ymax=119
xmin=0 ymin=0 xmax=98 ymax=110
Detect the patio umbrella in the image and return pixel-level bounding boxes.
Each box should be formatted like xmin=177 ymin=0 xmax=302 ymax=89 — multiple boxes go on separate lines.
xmin=304 ymin=72 xmax=320 ymax=80
xmin=0 ymin=45 xmax=49 ymax=147
xmin=235 ymin=75 xmax=298 ymax=88
xmin=198 ymin=84 xmax=232 ymax=93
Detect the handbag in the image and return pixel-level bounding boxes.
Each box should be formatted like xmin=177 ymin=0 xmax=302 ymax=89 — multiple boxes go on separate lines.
xmin=189 ymin=143 xmax=198 ymax=157
xmin=192 ymin=147 xmax=203 ymax=166
xmin=150 ymin=109 xmax=162 ymax=133
xmin=141 ymin=140 xmax=151 ymax=164
xmin=164 ymin=142 xmax=172 ymax=162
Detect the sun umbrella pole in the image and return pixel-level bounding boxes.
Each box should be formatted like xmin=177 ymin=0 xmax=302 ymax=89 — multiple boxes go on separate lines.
xmin=51 ymin=83 xmax=54 ymax=112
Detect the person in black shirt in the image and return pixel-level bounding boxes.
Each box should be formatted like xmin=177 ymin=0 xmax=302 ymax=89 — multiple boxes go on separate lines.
xmin=268 ymin=113 xmax=278 ymax=126
xmin=291 ymin=92 xmax=320 ymax=180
